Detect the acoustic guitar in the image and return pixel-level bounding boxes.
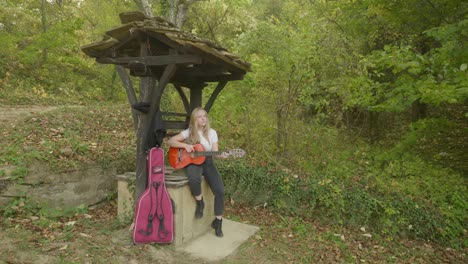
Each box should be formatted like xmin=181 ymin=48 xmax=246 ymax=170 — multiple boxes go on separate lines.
xmin=168 ymin=144 xmax=245 ymax=169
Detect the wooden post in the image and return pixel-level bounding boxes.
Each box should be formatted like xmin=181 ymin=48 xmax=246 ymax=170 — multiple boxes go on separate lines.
xmin=134 ymin=64 xmax=177 ymax=201
xmin=189 ymin=82 xmax=205 ymax=112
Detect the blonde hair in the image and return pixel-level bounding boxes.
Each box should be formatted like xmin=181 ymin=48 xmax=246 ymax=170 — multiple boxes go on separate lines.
xmin=187 ymin=107 xmax=210 ymax=145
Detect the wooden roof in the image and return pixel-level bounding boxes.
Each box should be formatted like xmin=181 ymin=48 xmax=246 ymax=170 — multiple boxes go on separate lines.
xmin=81 ymin=11 xmax=251 ymax=84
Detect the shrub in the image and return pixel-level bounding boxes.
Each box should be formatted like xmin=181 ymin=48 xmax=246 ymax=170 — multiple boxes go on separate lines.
xmin=218 ymin=149 xmax=467 ymax=247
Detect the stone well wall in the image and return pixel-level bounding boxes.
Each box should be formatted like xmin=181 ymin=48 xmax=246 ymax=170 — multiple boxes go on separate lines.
xmin=117 ymin=169 xmax=215 ymax=247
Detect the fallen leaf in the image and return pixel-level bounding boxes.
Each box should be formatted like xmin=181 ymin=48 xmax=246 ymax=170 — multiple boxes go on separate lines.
xmin=59 ymin=244 xmax=68 ymax=251
xmin=80 ymin=233 xmax=92 ymax=238
xmin=65 ymin=221 xmax=76 ymax=226
xmin=43 ymin=243 xmax=67 ymax=252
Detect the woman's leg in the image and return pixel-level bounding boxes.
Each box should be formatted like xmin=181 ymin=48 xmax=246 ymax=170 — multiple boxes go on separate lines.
xmin=186 ymin=164 xmax=204 ymax=218
xmin=202 ymin=158 xmax=225 ymax=217
xmin=185 ymin=164 xmax=203 ymax=197
xmin=202 ymin=158 xmax=225 ymax=237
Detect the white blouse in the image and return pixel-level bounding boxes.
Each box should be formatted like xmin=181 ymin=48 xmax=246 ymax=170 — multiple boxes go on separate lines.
xmin=181 ymin=128 xmax=218 ymax=151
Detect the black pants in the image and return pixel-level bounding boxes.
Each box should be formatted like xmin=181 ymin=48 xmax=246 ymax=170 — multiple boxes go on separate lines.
xmin=186 ymin=157 xmax=224 ymax=216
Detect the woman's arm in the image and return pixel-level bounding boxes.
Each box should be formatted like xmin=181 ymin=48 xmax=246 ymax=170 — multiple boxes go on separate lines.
xmin=212 ymin=142 xmax=228 ymax=159
xmin=167 ymin=133 xmax=194 ymax=152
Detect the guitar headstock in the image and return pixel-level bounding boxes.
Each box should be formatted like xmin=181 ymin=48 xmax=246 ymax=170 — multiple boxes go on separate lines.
xmin=227 ymin=149 xmax=246 ymax=158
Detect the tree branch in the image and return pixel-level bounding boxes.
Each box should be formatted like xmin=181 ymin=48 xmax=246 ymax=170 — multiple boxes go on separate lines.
xmin=424 ymin=0 xmax=449 ymax=24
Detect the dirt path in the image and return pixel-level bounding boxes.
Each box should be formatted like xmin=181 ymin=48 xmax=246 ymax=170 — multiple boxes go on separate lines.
xmin=0 ymin=106 xmax=59 ymax=123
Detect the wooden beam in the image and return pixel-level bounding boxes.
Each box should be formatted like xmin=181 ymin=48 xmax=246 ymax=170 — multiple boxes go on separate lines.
xmin=115 ymin=65 xmax=138 ymax=130
xmin=170 ymin=82 xmax=190 ymax=127
xmin=175 ymin=66 xmax=238 ymax=78
xmin=107 ymin=30 xmax=136 ymax=51
xmin=97 ymin=55 xmax=203 ymax=66
xmin=150 ymin=64 xmax=178 ymax=114
xmin=173 ymin=65 xmax=244 ymax=82
xmin=189 ymin=83 xmax=205 ymax=112
xmin=185 ymin=42 xmax=249 ymax=74
xmin=173 ymin=84 xmax=190 ymax=114
xmin=115 ymin=65 xmax=137 ymax=104
xmin=172 ymin=74 xmax=243 ymax=87
xmin=204 ymin=80 xmax=227 ymax=113
xmin=145 ymin=31 xmax=189 ymax=53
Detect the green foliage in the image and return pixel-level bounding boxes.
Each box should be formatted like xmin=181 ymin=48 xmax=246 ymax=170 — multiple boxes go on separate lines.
xmin=219 ymin=160 xmax=274 ymax=206
xmin=218 ymin=120 xmax=466 ymax=246
xmin=2 ymin=197 xmax=38 ymax=218
xmin=10 ymin=166 xmax=29 ymax=180
xmin=0 ymin=0 xmax=466 ymax=250
xmin=355 ymin=38 xmax=467 ymax=111
xmin=225 ymin=0 xmax=323 ymax=159
xmin=333 ymin=1 xmax=467 ymax=114
xmin=1 ymin=195 xmax=89 ymax=245
xmin=185 ymin=0 xmax=254 ymax=48
xmin=0 ymin=0 xmax=133 ymax=105
xmin=379 ymin=118 xmax=467 ymax=173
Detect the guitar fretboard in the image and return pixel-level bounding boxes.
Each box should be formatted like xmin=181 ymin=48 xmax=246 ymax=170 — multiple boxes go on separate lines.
xmin=193 ymin=151 xmax=224 ymax=157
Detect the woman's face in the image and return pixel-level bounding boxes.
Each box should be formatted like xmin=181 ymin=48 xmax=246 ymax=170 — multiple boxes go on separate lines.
xmin=195 ymin=110 xmax=207 ymax=128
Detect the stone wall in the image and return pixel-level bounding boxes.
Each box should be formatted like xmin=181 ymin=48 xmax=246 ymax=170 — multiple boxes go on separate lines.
xmin=0 ymin=161 xmax=116 ymax=209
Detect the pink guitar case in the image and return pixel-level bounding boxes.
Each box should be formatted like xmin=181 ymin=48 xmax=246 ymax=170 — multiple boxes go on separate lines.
xmin=133 ymin=147 xmax=174 ymax=244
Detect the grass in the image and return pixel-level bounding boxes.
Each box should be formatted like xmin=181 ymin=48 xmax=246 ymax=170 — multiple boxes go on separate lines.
xmin=0 ymin=104 xmax=136 ymax=174
xmin=0 ymin=104 xmax=466 ymax=263
xmin=228 ymin=204 xmax=467 ymax=263
xmin=0 ymin=190 xmax=466 ymax=263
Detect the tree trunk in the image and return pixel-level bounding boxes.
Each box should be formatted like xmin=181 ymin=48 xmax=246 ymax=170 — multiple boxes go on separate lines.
xmin=41 ymin=0 xmax=48 ymax=64
xmin=276 ymin=107 xmax=286 ymax=159
xmin=168 ymin=0 xmax=177 ymax=25
xmin=134 ymin=64 xmax=177 ymax=200
xmin=411 ymin=99 xmax=428 ymax=121
xmin=167 ymin=0 xmax=200 ymax=28
xmin=134 ymin=75 xmax=156 ymax=200
xmin=368 ymin=111 xmax=379 ymax=145
xmin=133 ymin=0 xmax=154 ymax=17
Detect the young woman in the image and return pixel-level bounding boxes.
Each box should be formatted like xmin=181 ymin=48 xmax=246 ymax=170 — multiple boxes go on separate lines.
xmin=167 ymin=107 xmax=227 ymax=237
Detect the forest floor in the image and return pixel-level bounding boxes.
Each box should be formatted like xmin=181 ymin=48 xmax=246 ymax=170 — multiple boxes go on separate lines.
xmin=1 ymin=201 xmax=466 ymax=264
xmin=0 ymin=106 xmax=59 ymax=123
xmin=0 ymin=105 xmax=466 ymax=263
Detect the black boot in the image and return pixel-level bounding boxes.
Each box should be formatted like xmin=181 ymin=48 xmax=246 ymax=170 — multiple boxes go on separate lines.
xmin=195 ymin=198 xmax=204 ymax=219
xmin=211 ymin=218 xmax=224 ymax=237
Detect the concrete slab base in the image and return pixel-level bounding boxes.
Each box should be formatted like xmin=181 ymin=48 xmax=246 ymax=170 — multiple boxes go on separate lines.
xmin=177 ymin=219 xmax=259 ymax=262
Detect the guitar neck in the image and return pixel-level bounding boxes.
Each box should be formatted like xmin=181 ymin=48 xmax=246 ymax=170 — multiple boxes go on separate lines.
xmin=194 ymin=151 xmax=224 ymax=157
